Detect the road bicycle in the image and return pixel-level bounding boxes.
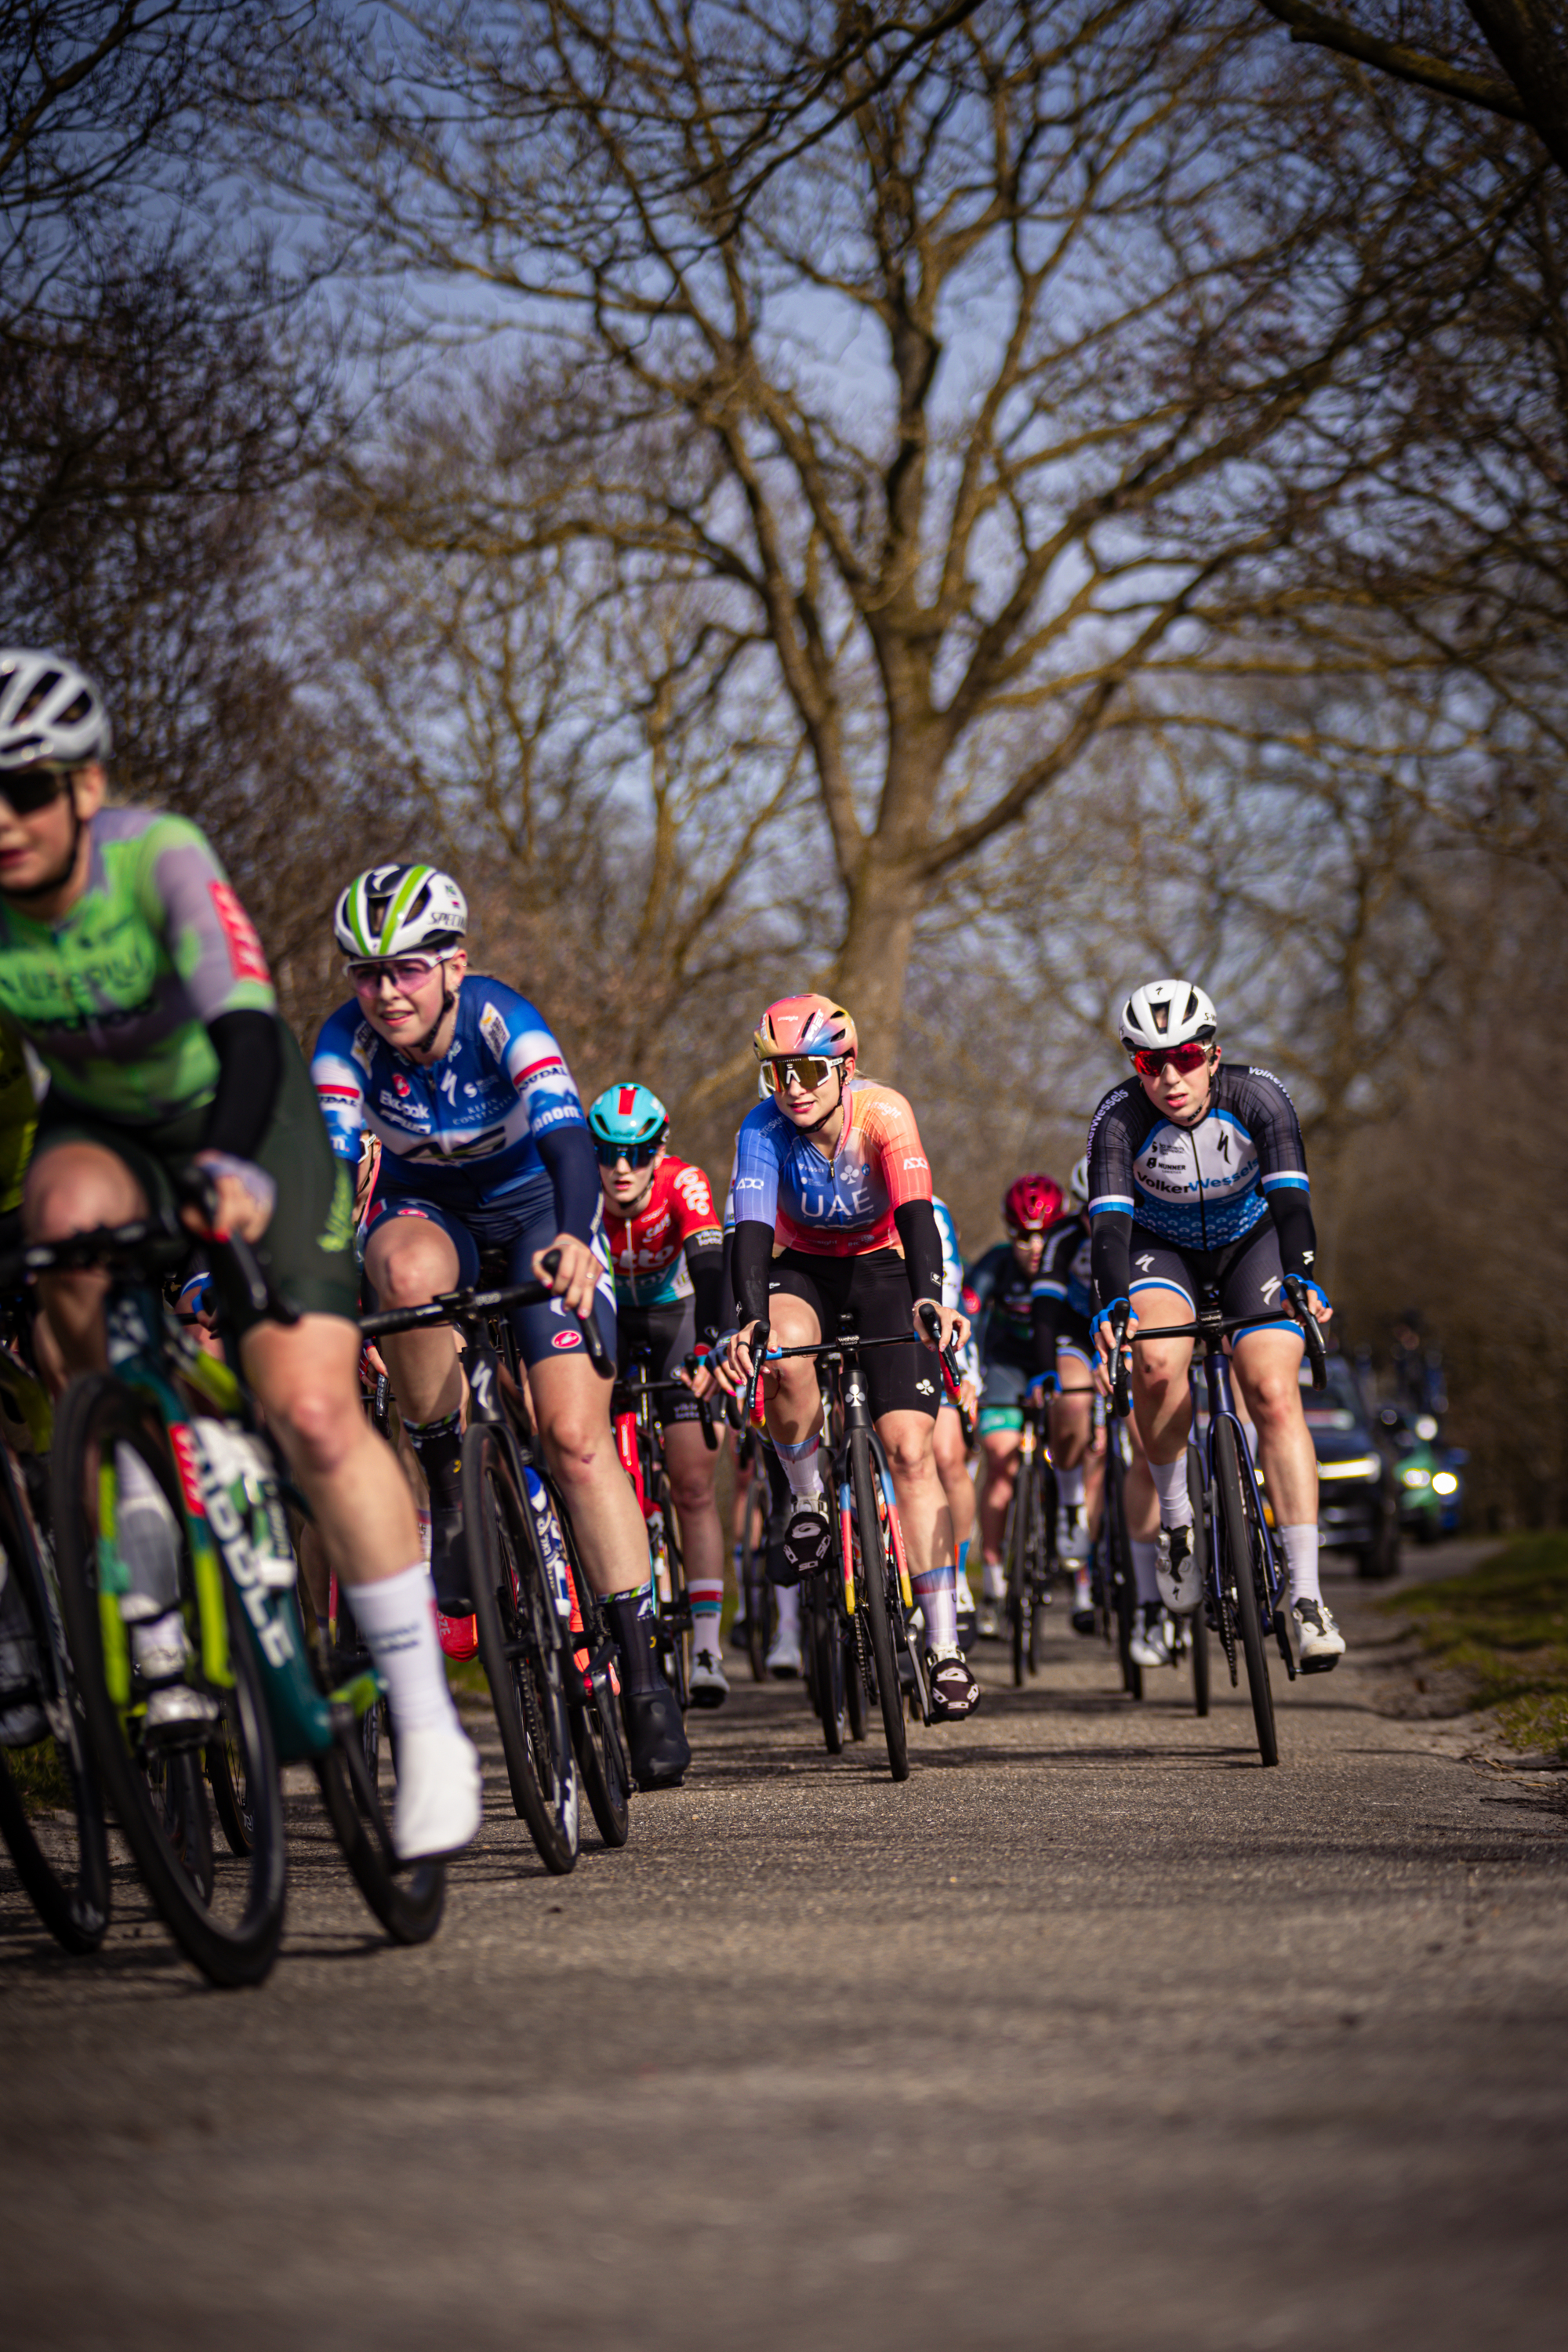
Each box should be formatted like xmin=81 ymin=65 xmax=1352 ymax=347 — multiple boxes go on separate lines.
xmin=26 ymin=1212 xmax=445 ymax=1984
xmin=1094 ymin=1415 xmax=1209 ymax=1714
xmin=612 ymin=1353 xmax=721 ymax=1711
xmin=731 ymin=1426 xmax=776 ymax=1683
xmin=0 ymin=1345 xmax=110 ymax=1955
xmin=1107 ymin=1276 xmax=1325 ymax=1767
xmin=361 ymin=1259 xmax=631 ymax=1870
xmin=1000 ymin=1386 xmax=1056 ymax=1687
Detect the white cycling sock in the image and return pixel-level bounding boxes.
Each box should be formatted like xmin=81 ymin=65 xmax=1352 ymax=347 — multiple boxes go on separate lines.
xmin=981 ymin=1555 xmax=1006 ymax=1602
xmin=1055 ymin=1462 xmax=1086 ymax=1511
xmin=347 ymin=1563 xmax=461 ymax=1735
xmin=1150 ymin=1456 xmax=1193 ymax=1529
xmin=775 ymin=1435 xmax=823 ymax=1504
xmin=689 ymin=1581 xmax=723 ymax=1650
xmin=1280 ymin=1523 xmax=1321 ymax=1607
xmin=1130 ymin=1540 xmax=1161 ymax=1606
xmin=912 ymin=1563 xmax=959 ymax=1650
xmin=771 ymin=1581 xmax=801 ymax=1648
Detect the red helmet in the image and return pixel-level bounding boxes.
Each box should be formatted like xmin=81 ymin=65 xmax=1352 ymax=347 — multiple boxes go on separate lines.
xmin=1003 ymin=1173 xmax=1064 ymax=1236
xmin=753 ymin=993 xmax=857 ymax=1065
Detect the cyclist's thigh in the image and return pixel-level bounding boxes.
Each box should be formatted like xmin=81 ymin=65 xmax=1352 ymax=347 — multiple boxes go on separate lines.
xmin=1218 ymin=1223 xmax=1305 ymax=1352
xmin=238 ymin=1026 xmax=362 ymax=1330
xmin=844 ymin=1251 xmax=937 ymax=1424
xmin=931 ymin=1405 xmax=966 ymax=1476
xmin=363 ymin=1196 xmax=472 ymax=1298
xmin=765 ymin=1252 xmax=829 ymax=1346
xmin=977 ymin=1350 xmax=1029 ymax=1440
xmin=648 ymin=1300 xmax=702 ymax=1427
xmin=873 ymin=1406 xmax=938 ymax=1483
xmin=502 ymin=1199 xmax=618 ymax=1373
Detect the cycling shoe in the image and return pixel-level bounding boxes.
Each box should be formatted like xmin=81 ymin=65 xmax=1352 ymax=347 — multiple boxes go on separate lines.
xmin=394 ymin=1720 xmax=482 ymax=1860
xmin=775 ymin=1504 xmax=831 ymax=1584
xmin=430 ymin=1506 xmax=472 ymax=1615
xmin=927 ymin=1645 xmax=982 ymax=1720
xmin=623 ymin=1686 xmax=691 ymax=1789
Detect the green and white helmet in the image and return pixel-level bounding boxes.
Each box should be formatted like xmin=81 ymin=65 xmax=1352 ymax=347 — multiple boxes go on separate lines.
xmin=333 ymin=863 xmax=467 ymax=960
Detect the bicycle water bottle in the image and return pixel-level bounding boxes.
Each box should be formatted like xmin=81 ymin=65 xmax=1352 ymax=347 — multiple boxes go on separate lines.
xmin=523 ymin=1465 xmax=573 ymax=1621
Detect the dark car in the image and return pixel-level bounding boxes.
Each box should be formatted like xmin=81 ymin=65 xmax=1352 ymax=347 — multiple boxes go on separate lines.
xmin=1376 ymin=1406 xmax=1466 ymax=1544
xmin=1297 ymin=1355 xmax=1401 ymax=1581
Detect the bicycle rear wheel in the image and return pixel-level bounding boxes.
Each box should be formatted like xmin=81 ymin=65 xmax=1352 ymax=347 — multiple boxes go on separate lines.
xmin=850 ymin=1431 xmax=909 ymax=1782
xmin=52 ymin=1374 xmax=287 ymax=1984
xmin=0 ymin=1472 xmax=111 ymax=1955
xmin=1214 ymin=1417 xmax=1277 ymax=1766
xmin=808 ymin=1578 xmax=846 ymax=1752
xmin=1004 ymin=1479 xmax=1029 ymax=1690
xmin=561 ymin=1544 xmax=631 ymax=1848
xmin=463 ymin=1425 xmax=580 ymax=1874
xmin=1103 ymin=1441 xmax=1142 ymax=1702
xmin=314 ymin=1733 xmax=445 ymax=1944
xmin=1185 ymin=1446 xmax=1210 ymax=1719
xmin=653 ymin=1475 xmax=691 ymax=1712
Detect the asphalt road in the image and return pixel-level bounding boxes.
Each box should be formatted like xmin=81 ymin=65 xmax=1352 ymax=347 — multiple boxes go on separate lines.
xmin=4 ymin=1544 xmax=1566 ymax=2352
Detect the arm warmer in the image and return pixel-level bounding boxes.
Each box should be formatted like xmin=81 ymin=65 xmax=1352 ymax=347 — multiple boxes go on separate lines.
xmin=536 ymin=1122 xmax=602 ymax=1248
xmin=1265 ymin=1186 xmax=1318 ymax=1289
xmin=201 ymin=1011 xmax=282 ymax=1161
xmin=684 ymin=1238 xmax=726 ymax=1343
xmin=1090 ymin=1210 xmax=1134 ymax=1314
xmin=731 ymin=1218 xmax=773 ymax=1327
xmin=894 ymin=1198 xmax=945 ymax=1310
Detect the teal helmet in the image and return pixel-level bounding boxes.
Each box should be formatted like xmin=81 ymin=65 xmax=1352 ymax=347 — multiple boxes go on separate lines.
xmin=588 ymin=1081 xmax=669 ymax=1157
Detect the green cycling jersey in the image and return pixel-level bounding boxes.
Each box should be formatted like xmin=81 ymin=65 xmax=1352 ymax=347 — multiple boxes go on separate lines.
xmin=0 ymin=806 xmax=275 ymax=1127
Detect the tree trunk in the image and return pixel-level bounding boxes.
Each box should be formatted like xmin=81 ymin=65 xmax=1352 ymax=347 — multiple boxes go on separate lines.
xmin=829 ymin=855 xmax=926 ymax=1085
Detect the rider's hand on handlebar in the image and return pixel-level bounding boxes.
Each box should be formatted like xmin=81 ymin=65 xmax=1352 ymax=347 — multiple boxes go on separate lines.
xmin=915 ymin=1301 xmax=969 ymax=1353
xmin=182 ymin=1152 xmax=276 ymax=1244
xmin=684 ymin=1354 xmax=720 ymax=1402
xmin=1091 ymin=1299 xmax=1134 ymax=1401
xmin=714 ymin=1321 xmax=764 ymax=1396
xmin=532 ymin=1232 xmax=604 ymax=1322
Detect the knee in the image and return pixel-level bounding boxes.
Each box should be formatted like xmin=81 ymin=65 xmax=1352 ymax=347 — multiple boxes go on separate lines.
xmin=667 ymin=1464 xmax=715 ymax=1517
xmin=373 ymin=1240 xmax=451 ymax=1308
xmin=1247 ymin=1375 xmax=1297 ymax=1430
xmin=884 ymin=1430 xmax=936 ymax=1483
xmin=541 ymin=1409 xmax=609 ymax=1487
xmin=270 ymin=1378 xmax=364 ymax=1478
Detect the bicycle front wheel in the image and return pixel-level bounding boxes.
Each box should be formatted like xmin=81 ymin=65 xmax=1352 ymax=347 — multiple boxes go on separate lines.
xmin=808 ymin=1578 xmax=846 ymax=1753
xmin=463 ymin=1425 xmax=580 ymax=1874
xmin=52 ymin=1375 xmax=287 ymax=1984
xmin=850 ymin=1432 xmax=909 ymax=1782
xmin=1185 ymin=1446 xmax=1210 ymax=1719
xmin=314 ymin=1735 xmax=445 ymax=1945
xmin=1214 ymin=1417 xmax=1277 ymax=1766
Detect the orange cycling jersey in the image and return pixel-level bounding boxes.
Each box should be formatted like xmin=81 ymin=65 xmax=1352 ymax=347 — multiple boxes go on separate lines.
xmin=729 ymin=1077 xmax=932 ymax=1257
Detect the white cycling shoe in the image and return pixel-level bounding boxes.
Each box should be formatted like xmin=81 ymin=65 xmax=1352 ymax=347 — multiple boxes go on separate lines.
xmin=689 ymin=1647 xmax=730 ymax=1708
xmin=1293 ymin=1597 xmax=1346 ymax=1672
xmin=1156 ymin=1523 xmax=1202 ymax=1615
xmin=393 ymin=1721 xmax=483 ymax=1861
xmin=1129 ymin=1603 xmax=1174 ymax=1670
xmin=1055 ymin=1506 xmax=1089 ymax=1565
xmin=766 ymin=1625 xmax=804 ymax=1678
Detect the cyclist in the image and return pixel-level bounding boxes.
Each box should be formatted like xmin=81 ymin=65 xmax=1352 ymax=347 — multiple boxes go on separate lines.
xmin=1029 ymin=1156 xmax=1100 ymax=1632
xmin=932 ymin=1195 xmax=979 ymax=1644
xmin=0 ymin=648 xmax=481 ymax=1858
xmin=312 ymin=864 xmax=691 ymax=1789
xmin=716 ymin=996 xmax=980 ymax=1719
xmin=1085 ymin=978 xmax=1344 ymax=1668
xmin=590 ymin=1081 xmax=729 ymax=1708
xmin=964 ymin=1173 xmax=1064 ymax=1639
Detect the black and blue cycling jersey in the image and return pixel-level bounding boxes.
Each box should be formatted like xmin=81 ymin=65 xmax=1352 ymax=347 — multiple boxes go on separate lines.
xmin=1085 ymin=1063 xmax=1318 ymax=1313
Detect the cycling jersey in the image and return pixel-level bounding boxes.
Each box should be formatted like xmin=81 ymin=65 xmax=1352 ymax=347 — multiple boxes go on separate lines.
xmin=1086 ymin=1063 xmax=1316 ymax=1308
xmin=0 ymin=808 xmax=274 ymax=1124
xmin=964 ymin=1242 xmax=1037 ymax=1363
xmin=601 ymin=1154 xmax=724 ymax=1319
xmin=312 ymin=975 xmax=590 ymax=1227
xmin=730 ymin=1078 xmax=932 ymax=1256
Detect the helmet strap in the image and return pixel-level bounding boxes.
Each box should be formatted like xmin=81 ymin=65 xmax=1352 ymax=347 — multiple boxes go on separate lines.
xmin=412 ymin=976 xmax=458 ymax=1058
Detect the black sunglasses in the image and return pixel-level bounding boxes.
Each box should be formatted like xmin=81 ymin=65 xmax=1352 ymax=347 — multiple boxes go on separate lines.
xmin=0 ymin=767 xmax=71 ymax=818
xmin=595 ymin=1138 xmax=660 ymax=1169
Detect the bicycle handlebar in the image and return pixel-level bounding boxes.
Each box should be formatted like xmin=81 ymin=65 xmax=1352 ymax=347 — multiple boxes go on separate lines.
xmin=917 ymin=1302 xmax=974 ymax=1445
xmin=1105 ymin=1298 xmax=1327 ymax=1402
xmin=360 ymin=1247 xmax=610 ymax=1374
xmin=0 ymin=1209 xmax=303 ymax=1330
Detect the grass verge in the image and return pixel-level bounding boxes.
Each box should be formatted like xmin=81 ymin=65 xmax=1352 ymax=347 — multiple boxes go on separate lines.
xmin=4 ymin=1736 xmax=74 ymax=1813
xmin=1387 ymin=1533 xmax=1568 ymax=1755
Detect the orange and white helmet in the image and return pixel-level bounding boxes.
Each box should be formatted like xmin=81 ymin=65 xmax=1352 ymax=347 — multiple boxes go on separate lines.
xmin=752 ymin=993 xmax=857 ymax=1065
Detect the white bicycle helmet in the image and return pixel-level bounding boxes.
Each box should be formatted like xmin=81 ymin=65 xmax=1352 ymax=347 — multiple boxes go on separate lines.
xmin=0 ymin=649 xmax=111 ymax=770
xmin=1069 ymin=1155 xmax=1090 ymax=1206
xmin=1118 ymin=978 xmax=1217 ymax=1054
xmin=333 ymin=863 xmax=468 ymax=959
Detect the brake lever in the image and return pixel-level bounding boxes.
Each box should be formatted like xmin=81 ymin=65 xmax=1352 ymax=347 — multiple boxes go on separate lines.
xmin=743 ymin=1319 xmax=770 ymax=1428
xmin=1283 ymin=1276 xmax=1328 ymax=1391
xmin=1108 ymin=1304 xmax=1131 ymax=1420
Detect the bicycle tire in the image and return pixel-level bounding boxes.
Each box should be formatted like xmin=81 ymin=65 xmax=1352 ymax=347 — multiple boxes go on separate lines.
xmin=1214 ymin=1417 xmax=1277 ymax=1766
xmin=1029 ymin=1451 xmax=1054 ymax=1677
xmin=0 ymin=1475 xmax=111 ymax=1954
xmin=558 ymin=1524 xmax=631 ymax=1849
xmin=463 ymin=1424 xmax=580 ymax=1874
xmin=1185 ymin=1446 xmax=1210 ymax=1718
xmin=742 ymin=1481 xmax=771 ymax=1682
xmin=313 ymin=1737 xmax=445 ymax=1944
xmin=51 ymin=1374 xmax=288 ymax=1984
xmin=1104 ymin=1441 xmax=1142 ymax=1702
xmin=850 ymin=1429 xmax=909 ymax=1781
xmin=655 ymin=1474 xmax=691 ymax=1712
xmin=207 ymin=1698 xmax=256 ymax=1857
xmin=1004 ymin=1482 xmax=1028 ymax=1690
xmin=808 ymin=1579 xmax=846 ymax=1753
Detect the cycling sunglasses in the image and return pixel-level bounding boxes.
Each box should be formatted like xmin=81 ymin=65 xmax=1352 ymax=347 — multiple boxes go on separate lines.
xmin=1130 ymin=1040 xmax=1210 ymax=1077
xmin=765 ymin=1055 xmax=836 ymax=1093
xmin=595 ymin=1138 xmax=660 ymax=1169
xmin=346 ymin=952 xmax=452 ymax=992
xmin=0 ymin=766 xmax=71 ymax=817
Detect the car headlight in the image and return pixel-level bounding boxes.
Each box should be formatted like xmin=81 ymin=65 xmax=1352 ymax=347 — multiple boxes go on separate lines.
xmin=1319 ymin=1454 xmax=1381 ymax=1480
xmin=1399 ymin=1466 xmax=1432 ymax=1488
xmin=1432 ymin=1471 xmax=1459 ymax=1497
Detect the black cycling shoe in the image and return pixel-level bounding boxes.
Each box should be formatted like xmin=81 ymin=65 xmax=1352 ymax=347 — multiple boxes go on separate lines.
xmin=926 ymin=1646 xmax=982 ymax=1721
xmin=622 ymin=1685 xmax=691 ymax=1790
xmin=430 ymin=1504 xmax=472 ymax=1615
xmin=774 ymin=1504 xmax=831 ymax=1584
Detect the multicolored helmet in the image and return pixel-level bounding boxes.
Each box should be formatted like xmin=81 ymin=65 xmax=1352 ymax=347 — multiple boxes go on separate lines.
xmin=1003 ymin=1173 xmax=1065 ymax=1237
xmin=1068 ymin=1156 xmax=1090 ymax=1207
xmin=752 ymin=993 xmax=857 ymax=1065
xmin=0 ymin=649 xmax=110 ymax=770
xmin=588 ymin=1081 xmax=669 ymax=1153
xmin=333 ymin=863 xmax=467 ymax=960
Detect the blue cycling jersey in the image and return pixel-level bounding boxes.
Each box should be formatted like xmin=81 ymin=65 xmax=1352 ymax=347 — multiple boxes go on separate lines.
xmin=1085 ymin=1063 xmax=1308 ymax=1254
xmin=1032 ymin=1212 xmax=1093 ymax=1321
xmin=311 ymin=976 xmax=588 ymax=1221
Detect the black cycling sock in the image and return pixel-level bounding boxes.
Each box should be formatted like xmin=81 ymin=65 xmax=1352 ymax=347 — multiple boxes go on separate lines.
xmin=405 ymin=1410 xmax=463 ymax=1509
xmin=605 ymin=1587 xmax=661 ymax=1697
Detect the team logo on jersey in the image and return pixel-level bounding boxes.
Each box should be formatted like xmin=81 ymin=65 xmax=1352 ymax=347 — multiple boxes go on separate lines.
xmin=351 ymin=1021 xmax=376 ymax=1076
xmin=480 ymin=1003 xmax=509 ymax=1064
xmin=394 ymin=1073 xmax=410 ymax=1097
xmin=209 ymin=882 xmax=271 ymax=987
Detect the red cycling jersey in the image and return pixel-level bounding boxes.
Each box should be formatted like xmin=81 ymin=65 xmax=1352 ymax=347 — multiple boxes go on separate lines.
xmin=600 ymin=1153 xmax=723 ymax=1308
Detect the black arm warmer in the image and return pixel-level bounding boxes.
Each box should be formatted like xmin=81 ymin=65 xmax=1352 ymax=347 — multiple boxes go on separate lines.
xmin=1090 ymin=1210 xmax=1133 ymax=1315
xmin=1265 ymin=1187 xmax=1319 ymax=1288
xmin=536 ymin=1123 xmax=602 ymax=1247
xmin=1032 ymin=1290 xmax=1061 ymax=1374
xmin=201 ymin=1011 xmax=282 ymax=1160
xmin=684 ymin=1239 xmax=726 ymax=1343
xmin=731 ymin=1218 xmax=773 ymax=1326
xmin=894 ymin=1198 xmax=945 ymax=1308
